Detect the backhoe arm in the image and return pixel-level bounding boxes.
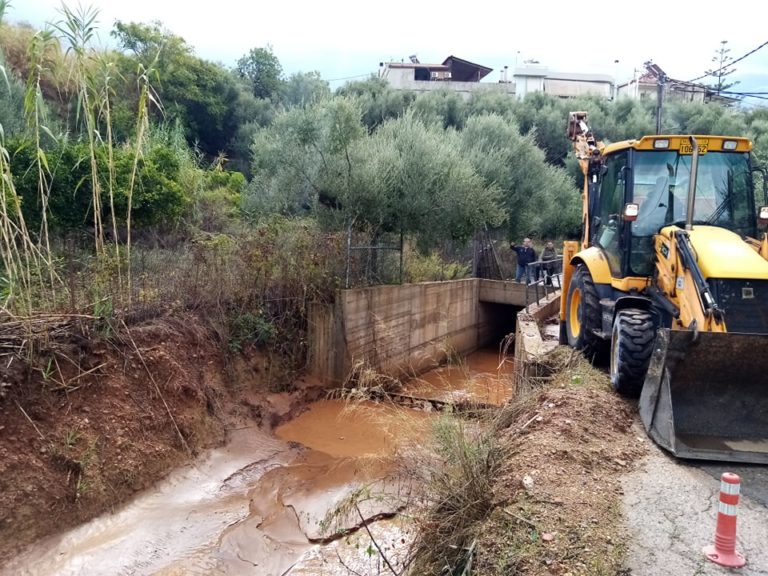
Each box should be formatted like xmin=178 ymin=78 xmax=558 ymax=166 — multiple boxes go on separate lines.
xmin=567 ymin=112 xmax=605 ymax=249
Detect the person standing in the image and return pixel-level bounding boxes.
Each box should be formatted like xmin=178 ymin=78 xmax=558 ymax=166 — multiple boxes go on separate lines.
xmin=511 ymin=237 xmax=537 ymax=283
xmin=541 ymin=241 xmax=558 ymax=285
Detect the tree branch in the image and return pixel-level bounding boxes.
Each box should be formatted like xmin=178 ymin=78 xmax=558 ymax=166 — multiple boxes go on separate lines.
xmin=354 ymin=503 xmax=401 ymax=576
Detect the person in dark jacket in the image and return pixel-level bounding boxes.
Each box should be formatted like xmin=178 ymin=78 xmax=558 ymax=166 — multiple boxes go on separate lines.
xmin=511 ymin=237 xmax=537 ymax=283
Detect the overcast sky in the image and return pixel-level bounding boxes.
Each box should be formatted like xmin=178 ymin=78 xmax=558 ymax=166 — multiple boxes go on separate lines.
xmin=11 ymin=0 xmax=768 ymax=99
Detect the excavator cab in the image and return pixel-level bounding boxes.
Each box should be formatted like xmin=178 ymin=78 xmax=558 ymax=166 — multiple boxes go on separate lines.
xmin=560 ymin=113 xmax=768 ymax=463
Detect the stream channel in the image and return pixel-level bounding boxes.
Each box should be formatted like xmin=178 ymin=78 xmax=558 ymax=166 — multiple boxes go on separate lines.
xmin=5 ymin=350 xmax=513 ymax=576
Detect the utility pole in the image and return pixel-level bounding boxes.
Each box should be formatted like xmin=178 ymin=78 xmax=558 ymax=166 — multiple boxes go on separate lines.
xmin=655 ymin=72 xmax=666 ymax=134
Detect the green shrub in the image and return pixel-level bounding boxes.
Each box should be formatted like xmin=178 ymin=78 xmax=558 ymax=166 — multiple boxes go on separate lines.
xmin=10 ymin=138 xmax=189 ymax=235
xmin=405 ymin=250 xmax=470 ymax=283
xmin=228 ymin=311 xmax=275 ymax=352
xmin=204 ymin=169 xmax=245 ymax=193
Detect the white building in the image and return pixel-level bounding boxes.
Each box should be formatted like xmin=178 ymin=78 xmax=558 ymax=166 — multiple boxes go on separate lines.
xmin=513 ymin=66 xmax=614 ymax=99
xmin=379 ymin=55 xmax=514 ymax=100
xmin=379 ymin=56 xmax=617 ymax=101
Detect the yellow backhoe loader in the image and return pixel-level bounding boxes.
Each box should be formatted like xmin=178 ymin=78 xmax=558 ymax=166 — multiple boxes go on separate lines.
xmin=560 ymin=111 xmax=768 ymax=463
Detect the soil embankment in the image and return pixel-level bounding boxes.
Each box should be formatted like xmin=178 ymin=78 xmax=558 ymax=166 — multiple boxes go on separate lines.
xmin=470 ymin=351 xmax=650 ymax=575
xmin=0 ymin=312 xmax=324 ymax=565
xmin=2 ymin=344 xmax=511 ymax=574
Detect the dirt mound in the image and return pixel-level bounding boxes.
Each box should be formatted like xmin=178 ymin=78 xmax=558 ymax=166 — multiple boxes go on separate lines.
xmin=0 ymin=313 xmax=262 ymax=563
xmin=474 ymin=350 xmax=649 ymax=575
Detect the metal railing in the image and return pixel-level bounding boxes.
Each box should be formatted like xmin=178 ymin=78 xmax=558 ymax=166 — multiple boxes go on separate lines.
xmin=523 ymin=257 xmax=563 ymax=310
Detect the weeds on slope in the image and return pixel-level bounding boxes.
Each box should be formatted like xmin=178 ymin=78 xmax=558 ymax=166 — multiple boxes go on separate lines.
xmin=404 ymin=348 xmax=589 ymax=575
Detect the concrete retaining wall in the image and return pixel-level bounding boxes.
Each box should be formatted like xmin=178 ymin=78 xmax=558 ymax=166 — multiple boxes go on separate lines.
xmin=308 ymin=279 xmax=562 ymax=386
xmin=513 ymin=293 xmax=562 ymax=393
xmin=478 ymin=279 xmax=527 ymax=304
xmin=308 ymin=279 xmax=520 ymax=385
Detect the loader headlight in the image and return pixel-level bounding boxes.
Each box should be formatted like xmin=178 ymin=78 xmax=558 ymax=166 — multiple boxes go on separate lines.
xmin=723 ymin=140 xmax=738 ymax=150
xmin=759 ymin=205 xmax=768 ymax=223
xmin=654 ymin=139 xmax=670 ymax=149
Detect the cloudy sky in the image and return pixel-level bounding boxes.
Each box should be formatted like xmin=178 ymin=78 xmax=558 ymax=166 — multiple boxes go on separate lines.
xmin=11 ymin=0 xmax=768 ymax=99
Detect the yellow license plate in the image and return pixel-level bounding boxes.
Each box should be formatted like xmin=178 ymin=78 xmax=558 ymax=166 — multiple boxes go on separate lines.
xmin=680 ymin=141 xmax=709 ymax=154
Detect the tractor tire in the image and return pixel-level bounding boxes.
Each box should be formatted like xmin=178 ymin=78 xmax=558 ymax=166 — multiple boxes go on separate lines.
xmin=565 ymin=264 xmax=602 ymax=358
xmin=610 ymin=308 xmax=655 ymax=397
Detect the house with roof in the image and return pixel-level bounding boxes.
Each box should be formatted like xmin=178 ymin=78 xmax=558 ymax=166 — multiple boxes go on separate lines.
xmin=379 ymin=55 xmax=515 ymax=100
xmin=379 ymin=55 xmax=619 ymax=100
xmin=617 ymin=62 xmax=737 ymax=105
xmin=512 ymin=65 xmax=614 ymax=99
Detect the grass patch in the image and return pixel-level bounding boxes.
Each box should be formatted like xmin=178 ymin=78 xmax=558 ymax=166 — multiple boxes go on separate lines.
xmin=407 ymin=347 xmax=641 ymax=575
xmin=408 ymin=410 xmax=511 ymax=574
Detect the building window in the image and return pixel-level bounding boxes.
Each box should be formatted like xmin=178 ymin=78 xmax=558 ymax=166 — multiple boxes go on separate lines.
xmin=414 ymin=68 xmax=430 ymax=81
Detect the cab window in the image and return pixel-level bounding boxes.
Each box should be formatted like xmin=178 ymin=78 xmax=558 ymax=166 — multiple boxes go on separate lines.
xmin=595 ymin=151 xmax=628 ymax=276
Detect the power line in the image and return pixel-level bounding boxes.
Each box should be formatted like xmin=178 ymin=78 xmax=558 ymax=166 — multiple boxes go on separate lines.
xmin=660 ymin=86 xmax=768 ymax=102
xmin=326 ymin=72 xmax=374 ymax=83
xmin=686 ymin=40 xmax=768 ymax=83
xmin=721 ymin=90 xmax=768 ymax=95
xmin=726 ymin=93 xmax=768 ymax=101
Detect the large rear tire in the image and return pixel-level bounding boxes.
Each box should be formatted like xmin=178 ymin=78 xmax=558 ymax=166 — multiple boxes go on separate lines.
xmin=610 ymin=308 xmax=655 ymax=397
xmin=565 ymin=264 xmax=602 ymax=358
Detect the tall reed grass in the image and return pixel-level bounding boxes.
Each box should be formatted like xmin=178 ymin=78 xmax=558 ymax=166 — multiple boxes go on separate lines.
xmin=0 ymin=3 xmax=167 ymax=317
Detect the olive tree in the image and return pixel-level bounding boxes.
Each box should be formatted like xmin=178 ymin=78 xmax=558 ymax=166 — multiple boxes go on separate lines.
xmin=461 ymin=114 xmax=580 ymax=239
xmin=246 ymin=103 xmax=505 ymax=248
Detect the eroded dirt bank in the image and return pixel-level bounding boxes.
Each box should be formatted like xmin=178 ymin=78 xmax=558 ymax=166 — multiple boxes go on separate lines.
xmin=0 ymin=312 xmax=325 ymax=566
xmin=471 ymin=351 xmax=650 ymax=575
xmin=3 ymin=346 xmax=511 ymax=574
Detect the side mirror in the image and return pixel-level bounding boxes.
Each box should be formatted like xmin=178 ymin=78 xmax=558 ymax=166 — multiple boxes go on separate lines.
xmin=759 ymin=206 xmax=768 ymax=225
xmin=623 ymin=203 xmax=640 ymax=222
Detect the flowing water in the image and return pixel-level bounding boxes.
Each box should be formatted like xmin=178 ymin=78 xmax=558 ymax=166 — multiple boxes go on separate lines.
xmin=402 ymin=349 xmax=513 ymax=405
xmin=5 ymin=349 xmax=512 ymax=575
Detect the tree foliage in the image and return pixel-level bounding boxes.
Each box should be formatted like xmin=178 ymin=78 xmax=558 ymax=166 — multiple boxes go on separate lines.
xmin=707 ymin=40 xmax=739 ymax=96
xmin=246 ymin=102 xmax=505 ymax=247
xmin=11 ymin=136 xmax=187 ymax=234
xmin=460 ymin=114 xmax=580 ymax=238
xmin=283 ymin=71 xmax=330 ymax=107
xmin=113 ymin=21 xmax=243 ymax=157
xmin=663 ymin=99 xmax=747 ymax=135
xmin=346 ymin=112 xmax=505 ymax=246
xmin=336 ymin=77 xmax=415 ymax=131
xmin=411 ymin=90 xmax=467 ymax=130
xmin=236 ymin=46 xmax=283 ymax=100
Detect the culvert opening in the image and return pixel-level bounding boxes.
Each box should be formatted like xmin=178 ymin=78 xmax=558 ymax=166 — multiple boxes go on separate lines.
xmin=478 ymin=301 xmax=522 ymax=348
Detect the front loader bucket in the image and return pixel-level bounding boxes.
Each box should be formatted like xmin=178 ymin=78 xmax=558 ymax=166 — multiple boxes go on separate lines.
xmin=639 ymin=329 xmax=768 ymax=464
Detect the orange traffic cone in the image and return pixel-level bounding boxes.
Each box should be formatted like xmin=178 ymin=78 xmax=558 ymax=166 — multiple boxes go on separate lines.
xmin=703 ymin=472 xmax=746 ymax=568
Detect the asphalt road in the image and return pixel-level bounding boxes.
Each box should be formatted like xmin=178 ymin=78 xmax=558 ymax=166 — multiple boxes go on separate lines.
xmin=622 ymin=424 xmax=768 ymax=575
xmin=697 ymin=461 xmax=768 ymax=508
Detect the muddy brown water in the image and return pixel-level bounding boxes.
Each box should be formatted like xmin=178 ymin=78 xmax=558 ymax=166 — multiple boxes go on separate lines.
xmin=402 ymin=348 xmax=513 ymax=405
xmin=5 ymin=349 xmax=512 ymax=575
